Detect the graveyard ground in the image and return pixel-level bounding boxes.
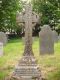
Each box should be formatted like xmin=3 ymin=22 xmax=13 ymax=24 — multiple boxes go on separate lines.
xmin=0 ymin=37 xmax=60 ymax=80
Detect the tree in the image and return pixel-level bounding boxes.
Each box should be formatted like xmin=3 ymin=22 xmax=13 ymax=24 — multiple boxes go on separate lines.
xmin=31 ymin=0 xmax=60 ymax=31
xmin=0 ymin=0 xmax=23 ymax=33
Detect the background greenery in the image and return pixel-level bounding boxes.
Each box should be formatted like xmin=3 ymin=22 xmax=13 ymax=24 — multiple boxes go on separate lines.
xmin=0 ymin=0 xmax=60 ymax=80
xmin=0 ymin=0 xmax=60 ymax=35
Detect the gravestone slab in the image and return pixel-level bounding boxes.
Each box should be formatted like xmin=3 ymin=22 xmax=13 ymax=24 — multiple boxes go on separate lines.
xmin=58 ymin=34 xmax=60 ymax=41
xmin=39 ymin=25 xmax=54 ymax=55
xmin=0 ymin=32 xmax=7 ymax=46
xmin=52 ymin=30 xmax=58 ymax=43
xmin=0 ymin=42 xmax=3 ymax=56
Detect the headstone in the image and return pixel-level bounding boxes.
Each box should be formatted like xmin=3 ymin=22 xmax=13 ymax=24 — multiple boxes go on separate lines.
xmin=58 ymin=34 xmax=60 ymax=41
xmin=0 ymin=32 xmax=7 ymax=46
xmin=52 ymin=30 xmax=58 ymax=43
xmin=10 ymin=4 xmax=42 ymax=80
xmin=0 ymin=42 xmax=3 ymax=56
xmin=39 ymin=25 xmax=54 ymax=55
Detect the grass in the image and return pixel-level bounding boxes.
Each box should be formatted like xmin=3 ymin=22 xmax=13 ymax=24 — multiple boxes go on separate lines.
xmin=0 ymin=37 xmax=60 ymax=80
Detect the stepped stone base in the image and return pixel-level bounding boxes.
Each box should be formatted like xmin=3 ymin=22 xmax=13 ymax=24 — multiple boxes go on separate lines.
xmin=10 ymin=55 xmax=42 ymax=80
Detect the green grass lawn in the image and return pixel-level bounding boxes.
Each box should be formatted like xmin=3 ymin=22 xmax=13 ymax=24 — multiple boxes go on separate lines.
xmin=0 ymin=37 xmax=60 ymax=80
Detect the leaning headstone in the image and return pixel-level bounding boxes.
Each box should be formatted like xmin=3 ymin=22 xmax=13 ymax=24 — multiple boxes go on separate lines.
xmin=0 ymin=32 xmax=7 ymax=46
xmin=52 ymin=30 xmax=58 ymax=43
xmin=39 ymin=25 xmax=54 ymax=55
xmin=10 ymin=4 xmax=42 ymax=80
xmin=0 ymin=42 xmax=3 ymax=56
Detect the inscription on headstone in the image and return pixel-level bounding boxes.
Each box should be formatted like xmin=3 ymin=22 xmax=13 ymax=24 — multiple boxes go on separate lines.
xmin=39 ymin=25 xmax=54 ymax=55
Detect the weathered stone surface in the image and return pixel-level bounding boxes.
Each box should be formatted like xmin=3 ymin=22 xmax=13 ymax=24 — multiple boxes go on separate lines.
xmin=52 ymin=30 xmax=58 ymax=43
xmin=0 ymin=42 xmax=3 ymax=56
xmin=22 ymin=37 xmax=35 ymax=44
xmin=11 ymin=4 xmax=42 ymax=80
xmin=39 ymin=25 xmax=54 ymax=55
xmin=16 ymin=4 xmax=39 ymax=56
xmin=11 ymin=56 xmax=42 ymax=80
xmin=58 ymin=34 xmax=60 ymax=41
xmin=0 ymin=32 xmax=7 ymax=46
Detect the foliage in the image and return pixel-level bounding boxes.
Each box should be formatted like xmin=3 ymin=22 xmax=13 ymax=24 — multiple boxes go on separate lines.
xmin=0 ymin=0 xmax=23 ymax=33
xmin=31 ymin=0 xmax=60 ymax=30
xmin=0 ymin=0 xmax=60 ymax=34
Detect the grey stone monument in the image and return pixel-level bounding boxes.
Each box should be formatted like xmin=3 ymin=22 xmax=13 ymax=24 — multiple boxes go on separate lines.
xmin=10 ymin=4 xmax=42 ymax=80
xmin=0 ymin=42 xmax=3 ymax=56
xmin=0 ymin=32 xmax=7 ymax=46
xmin=52 ymin=30 xmax=58 ymax=43
xmin=22 ymin=37 xmax=35 ymax=44
xmin=58 ymin=34 xmax=60 ymax=41
xmin=39 ymin=25 xmax=54 ymax=55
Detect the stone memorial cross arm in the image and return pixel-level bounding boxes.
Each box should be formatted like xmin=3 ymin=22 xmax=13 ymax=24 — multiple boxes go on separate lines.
xmin=9 ymin=4 xmax=42 ymax=80
xmin=16 ymin=4 xmax=39 ymax=56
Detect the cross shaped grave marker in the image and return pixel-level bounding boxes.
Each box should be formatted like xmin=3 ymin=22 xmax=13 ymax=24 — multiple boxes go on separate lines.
xmin=16 ymin=4 xmax=39 ymax=56
xmin=10 ymin=4 xmax=42 ymax=80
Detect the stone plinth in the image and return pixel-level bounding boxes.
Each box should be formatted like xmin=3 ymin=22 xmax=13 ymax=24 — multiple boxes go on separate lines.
xmin=11 ymin=56 xmax=42 ymax=80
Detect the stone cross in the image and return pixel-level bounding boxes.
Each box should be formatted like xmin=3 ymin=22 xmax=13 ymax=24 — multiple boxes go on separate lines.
xmin=16 ymin=4 xmax=39 ymax=56
xmin=10 ymin=4 xmax=42 ymax=80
